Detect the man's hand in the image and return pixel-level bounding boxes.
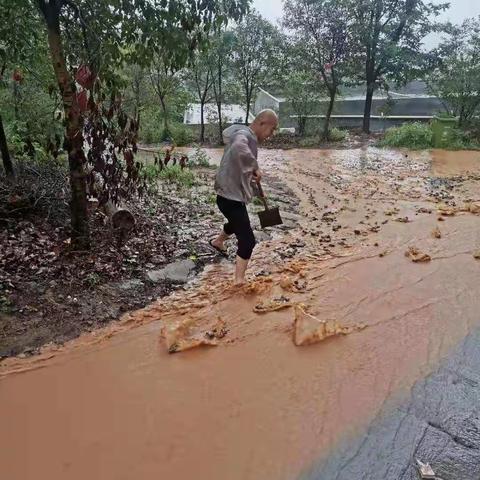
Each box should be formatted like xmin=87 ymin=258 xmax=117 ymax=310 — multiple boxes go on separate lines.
xmin=252 ymin=169 xmax=262 ymax=183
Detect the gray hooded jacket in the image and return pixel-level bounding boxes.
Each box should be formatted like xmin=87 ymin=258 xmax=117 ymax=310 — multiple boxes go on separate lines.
xmin=214 ymin=124 xmax=259 ymax=203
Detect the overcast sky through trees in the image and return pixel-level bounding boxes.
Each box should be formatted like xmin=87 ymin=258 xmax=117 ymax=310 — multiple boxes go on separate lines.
xmin=253 ymin=0 xmax=479 ymax=47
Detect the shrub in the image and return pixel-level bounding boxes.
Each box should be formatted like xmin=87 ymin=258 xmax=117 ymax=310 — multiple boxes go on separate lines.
xmin=189 ymin=145 xmax=211 ymax=167
xmin=328 ymin=127 xmax=347 ymax=142
xmin=171 ymin=124 xmax=195 ymax=146
xmin=379 ymin=123 xmax=434 ymax=149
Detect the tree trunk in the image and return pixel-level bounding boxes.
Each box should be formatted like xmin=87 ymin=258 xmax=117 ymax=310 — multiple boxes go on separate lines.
xmin=245 ymin=100 xmax=251 ymax=126
xmin=159 ymin=96 xmax=170 ymax=139
xmin=200 ymin=101 xmax=205 ymax=143
xmin=41 ymin=2 xmax=90 ymax=249
xmin=217 ymin=100 xmax=223 ymax=145
xmin=459 ymin=104 xmax=466 ymax=128
xmin=13 ymin=82 xmax=19 ymax=120
xmin=216 ymin=60 xmax=223 ymax=145
xmin=323 ymin=89 xmax=336 ymax=140
xmin=363 ymin=82 xmax=375 ymax=134
xmin=298 ymin=117 xmax=306 ymax=137
xmin=0 ymin=114 xmax=14 ymax=177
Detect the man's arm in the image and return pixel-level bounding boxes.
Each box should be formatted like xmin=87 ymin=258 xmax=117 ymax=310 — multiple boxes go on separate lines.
xmin=230 ymin=133 xmax=259 ymax=174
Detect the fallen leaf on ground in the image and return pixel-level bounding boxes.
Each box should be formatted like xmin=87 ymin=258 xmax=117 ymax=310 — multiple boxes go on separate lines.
xmin=294 ymin=306 xmax=365 ymax=346
xmin=474 ymin=250 xmax=480 ymax=260
xmin=254 ymin=295 xmax=293 ymax=313
xmin=432 ymin=227 xmax=442 ymax=239
xmin=405 ymin=246 xmax=431 ymax=263
xmin=395 ymin=216 xmax=410 ymax=223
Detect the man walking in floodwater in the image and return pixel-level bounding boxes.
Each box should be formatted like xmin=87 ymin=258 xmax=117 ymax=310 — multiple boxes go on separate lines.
xmin=210 ymin=109 xmax=278 ymax=285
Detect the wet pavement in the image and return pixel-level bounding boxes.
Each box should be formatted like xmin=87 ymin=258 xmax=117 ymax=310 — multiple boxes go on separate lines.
xmin=1 ymin=147 xmax=480 ymax=479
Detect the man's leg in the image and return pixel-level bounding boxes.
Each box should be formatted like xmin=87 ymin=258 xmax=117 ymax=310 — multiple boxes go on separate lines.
xmin=234 ymin=256 xmax=249 ymax=285
xmin=234 ymin=222 xmax=256 ymax=285
xmin=211 ymin=229 xmax=231 ymax=251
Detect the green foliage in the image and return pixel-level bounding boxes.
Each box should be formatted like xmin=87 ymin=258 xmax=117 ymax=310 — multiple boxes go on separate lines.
xmin=159 ymin=165 xmax=195 ymax=187
xmin=284 ymin=71 xmax=323 ymax=137
xmin=84 ymin=272 xmax=101 ymax=288
xmin=328 ymin=127 xmax=347 ymax=142
xmin=378 ymin=122 xmax=477 ymax=150
xmin=142 ymin=164 xmax=195 ymax=188
xmin=379 ymin=123 xmax=434 ymax=149
xmin=426 ymin=18 xmax=480 ymax=126
xmin=190 ymin=145 xmax=211 ymax=167
xmin=171 ymin=124 xmax=195 ymax=147
xmin=233 ymin=12 xmax=284 ymax=119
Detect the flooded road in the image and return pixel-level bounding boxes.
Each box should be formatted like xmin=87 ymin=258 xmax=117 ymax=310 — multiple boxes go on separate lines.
xmin=1 ymin=147 xmax=480 ymax=479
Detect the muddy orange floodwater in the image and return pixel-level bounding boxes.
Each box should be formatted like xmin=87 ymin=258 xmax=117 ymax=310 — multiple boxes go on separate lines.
xmin=1 ymin=147 xmax=480 ymax=480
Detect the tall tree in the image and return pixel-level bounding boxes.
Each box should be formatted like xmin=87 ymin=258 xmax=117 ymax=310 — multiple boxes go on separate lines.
xmin=284 ymin=71 xmax=323 ymax=137
xmin=34 ymin=0 xmax=249 ymax=249
xmin=283 ymin=0 xmax=356 ymax=139
xmin=350 ymin=0 xmax=447 ymax=133
xmin=209 ymin=31 xmax=236 ymax=144
xmin=233 ymin=13 xmax=281 ymax=124
xmin=426 ymin=18 xmax=480 ymax=127
xmin=149 ymin=50 xmax=183 ymax=140
xmin=188 ymin=50 xmax=214 ymax=143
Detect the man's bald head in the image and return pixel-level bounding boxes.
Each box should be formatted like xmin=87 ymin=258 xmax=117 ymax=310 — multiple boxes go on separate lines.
xmin=250 ymin=109 xmax=278 ymax=142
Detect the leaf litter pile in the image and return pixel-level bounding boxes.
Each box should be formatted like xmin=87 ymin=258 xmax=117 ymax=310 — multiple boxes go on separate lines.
xmin=0 ymin=163 xmax=221 ymax=358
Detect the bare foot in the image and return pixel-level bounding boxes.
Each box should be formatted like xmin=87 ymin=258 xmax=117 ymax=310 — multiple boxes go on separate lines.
xmin=211 ymin=239 xmax=225 ymax=250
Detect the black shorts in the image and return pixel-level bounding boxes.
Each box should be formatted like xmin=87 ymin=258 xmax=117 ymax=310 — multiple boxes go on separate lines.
xmin=216 ymin=195 xmax=256 ymax=260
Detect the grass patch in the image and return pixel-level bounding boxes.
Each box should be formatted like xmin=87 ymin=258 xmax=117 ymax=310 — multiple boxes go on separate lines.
xmin=142 ymin=164 xmax=195 ymax=188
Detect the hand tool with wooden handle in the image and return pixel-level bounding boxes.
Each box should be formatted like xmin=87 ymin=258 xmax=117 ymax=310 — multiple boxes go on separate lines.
xmin=256 ymin=181 xmax=283 ymax=228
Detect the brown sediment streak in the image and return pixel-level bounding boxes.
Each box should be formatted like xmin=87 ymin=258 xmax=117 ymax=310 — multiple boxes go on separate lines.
xmin=1 ymin=147 xmax=480 ymax=480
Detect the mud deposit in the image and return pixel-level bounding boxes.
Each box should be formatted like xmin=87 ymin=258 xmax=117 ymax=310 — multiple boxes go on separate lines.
xmin=1 ymin=147 xmax=480 ymax=480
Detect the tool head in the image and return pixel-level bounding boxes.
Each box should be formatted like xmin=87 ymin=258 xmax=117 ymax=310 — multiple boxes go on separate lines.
xmin=258 ymin=207 xmax=283 ymax=228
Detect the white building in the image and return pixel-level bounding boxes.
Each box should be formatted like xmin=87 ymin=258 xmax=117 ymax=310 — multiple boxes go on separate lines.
xmin=253 ymin=88 xmax=285 ymax=114
xmin=183 ymin=103 xmax=255 ymax=125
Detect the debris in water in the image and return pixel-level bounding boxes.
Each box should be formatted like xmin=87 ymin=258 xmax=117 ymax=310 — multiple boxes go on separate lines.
xmin=279 ymin=275 xmax=307 ymax=293
xmin=417 ymin=207 xmax=433 ymax=214
xmin=163 ymin=318 xmax=217 ymax=354
xmin=416 ymin=459 xmax=436 ymax=479
xmin=467 ymin=202 xmax=480 ymax=214
xmin=432 ymin=227 xmax=442 ymax=239
xmin=241 ymin=277 xmax=273 ymax=295
xmin=405 ymin=247 xmax=431 ymax=263
xmin=438 ymin=205 xmax=456 ymax=216
xmin=205 ymin=318 xmax=228 ymax=340
xmin=384 ymin=208 xmax=400 ymax=216
xmin=254 ymin=296 xmax=293 ymax=313
xmin=293 ymin=305 xmax=365 ymax=346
